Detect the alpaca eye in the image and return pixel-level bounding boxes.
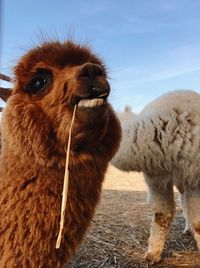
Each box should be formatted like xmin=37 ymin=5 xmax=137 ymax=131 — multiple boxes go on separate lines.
xmin=31 ymin=77 xmax=47 ymax=91
xmin=26 ymin=70 xmax=52 ymax=94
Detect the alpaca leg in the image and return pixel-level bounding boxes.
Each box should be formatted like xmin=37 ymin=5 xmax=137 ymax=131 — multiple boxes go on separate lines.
xmin=144 ymin=174 xmax=175 ymax=263
xmin=176 ymin=184 xmax=191 ymax=233
xmin=180 ymin=192 xmax=191 ymax=233
xmin=185 ymin=186 xmax=200 ymax=249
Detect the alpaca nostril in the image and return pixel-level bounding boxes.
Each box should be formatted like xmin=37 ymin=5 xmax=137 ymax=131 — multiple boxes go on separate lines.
xmin=78 ymin=63 xmax=104 ymax=80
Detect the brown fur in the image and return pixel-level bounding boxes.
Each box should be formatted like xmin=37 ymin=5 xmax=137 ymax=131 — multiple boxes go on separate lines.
xmin=154 ymin=212 xmax=173 ymax=229
xmin=0 ymin=40 xmax=121 ymax=268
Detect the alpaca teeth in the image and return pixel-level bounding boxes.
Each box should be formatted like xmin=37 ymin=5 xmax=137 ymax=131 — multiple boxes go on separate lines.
xmin=78 ymin=98 xmax=104 ymax=107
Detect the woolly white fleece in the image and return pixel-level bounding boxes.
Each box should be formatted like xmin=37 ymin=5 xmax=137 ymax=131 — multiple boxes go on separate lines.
xmin=113 ymin=90 xmax=200 ymax=188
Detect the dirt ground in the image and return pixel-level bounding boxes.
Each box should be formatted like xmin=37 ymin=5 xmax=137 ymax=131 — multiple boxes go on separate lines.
xmin=66 ymin=165 xmax=200 ymax=268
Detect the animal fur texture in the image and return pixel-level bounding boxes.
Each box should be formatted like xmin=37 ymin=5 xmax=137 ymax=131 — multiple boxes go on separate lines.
xmin=112 ymin=90 xmax=200 ymax=263
xmin=0 ymin=40 xmax=121 ymax=268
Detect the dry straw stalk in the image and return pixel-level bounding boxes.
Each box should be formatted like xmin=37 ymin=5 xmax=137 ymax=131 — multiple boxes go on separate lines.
xmin=56 ymin=105 xmax=77 ymax=249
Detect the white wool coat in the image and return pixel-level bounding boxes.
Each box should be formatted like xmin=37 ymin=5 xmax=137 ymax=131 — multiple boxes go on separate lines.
xmin=112 ymin=90 xmax=200 ymax=188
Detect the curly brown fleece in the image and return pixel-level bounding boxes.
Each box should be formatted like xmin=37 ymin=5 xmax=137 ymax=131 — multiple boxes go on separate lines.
xmin=0 ymin=40 xmax=121 ymax=268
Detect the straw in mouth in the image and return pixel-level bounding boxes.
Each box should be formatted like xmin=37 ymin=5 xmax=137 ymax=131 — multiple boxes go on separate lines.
xmin=56 ymin=105 xmax=77 ymax=249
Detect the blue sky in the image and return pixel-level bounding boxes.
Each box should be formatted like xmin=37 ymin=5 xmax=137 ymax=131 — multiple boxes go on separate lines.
xmin=1 ymin=0 xmax=200 ymax=112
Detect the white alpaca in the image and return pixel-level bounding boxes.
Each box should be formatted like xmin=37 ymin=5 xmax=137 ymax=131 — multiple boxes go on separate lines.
xmin=112 ymin=90 xmax=200 ymax=263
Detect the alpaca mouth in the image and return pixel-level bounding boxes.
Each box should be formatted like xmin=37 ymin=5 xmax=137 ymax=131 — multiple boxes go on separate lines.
xmin=71 ymin=91 xmax=109 ymax=108
xmin=78 ymin=93 xmax=108 ymax=108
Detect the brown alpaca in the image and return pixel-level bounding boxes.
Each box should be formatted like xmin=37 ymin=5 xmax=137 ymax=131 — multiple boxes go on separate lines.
xmin=0 ymin=40 xmax=121 ymax=268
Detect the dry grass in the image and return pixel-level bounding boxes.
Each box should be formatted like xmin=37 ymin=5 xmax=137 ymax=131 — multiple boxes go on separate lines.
xmin=56 ymin=105 xmax=77 ymax=249
xmin=66 ymin=166 xmax=200 ymax=268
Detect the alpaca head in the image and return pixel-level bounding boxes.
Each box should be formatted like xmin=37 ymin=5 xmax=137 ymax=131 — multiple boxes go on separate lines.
xmin=2 ymin=41 xmax=120 ymax=166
